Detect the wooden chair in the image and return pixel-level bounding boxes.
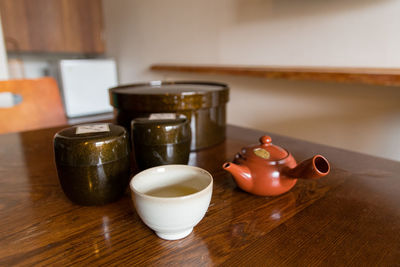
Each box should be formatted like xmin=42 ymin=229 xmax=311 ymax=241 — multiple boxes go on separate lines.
xmin=0 ymin=77 xmax=67 ymax=134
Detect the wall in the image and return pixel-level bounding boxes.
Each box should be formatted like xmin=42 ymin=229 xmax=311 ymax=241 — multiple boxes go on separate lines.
xmin=102 ymin=0 xmax=400 ymax=161
xmin=0 ymin=14 xmax=8 ymax=80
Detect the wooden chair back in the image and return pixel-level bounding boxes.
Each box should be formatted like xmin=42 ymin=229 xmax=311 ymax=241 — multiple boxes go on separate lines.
xmin=0 ymin=77 xmax=67 ymax=134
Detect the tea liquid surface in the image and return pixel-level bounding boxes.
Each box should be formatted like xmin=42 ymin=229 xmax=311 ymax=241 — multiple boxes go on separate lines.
xmin=145 ymin=184 xmax=198 ymax=197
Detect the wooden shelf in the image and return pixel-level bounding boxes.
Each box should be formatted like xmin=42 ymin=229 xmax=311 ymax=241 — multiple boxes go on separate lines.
xmin=150 ymin=64 xmax=400 ymax=87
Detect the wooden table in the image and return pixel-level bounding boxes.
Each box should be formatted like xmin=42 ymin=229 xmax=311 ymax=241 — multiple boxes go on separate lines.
xmin=1 ymin=125 xmax=400 ymax=266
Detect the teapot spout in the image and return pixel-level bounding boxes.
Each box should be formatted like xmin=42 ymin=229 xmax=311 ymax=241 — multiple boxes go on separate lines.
xmin=223 ymin=162 xmax=253 ymax=191
xmin=283 ymin=155 xmax=330 ymax=180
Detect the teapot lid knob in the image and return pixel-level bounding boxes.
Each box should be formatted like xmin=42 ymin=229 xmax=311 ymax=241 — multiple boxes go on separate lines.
xmin=260 ymin=135 xmax=272 ymax=145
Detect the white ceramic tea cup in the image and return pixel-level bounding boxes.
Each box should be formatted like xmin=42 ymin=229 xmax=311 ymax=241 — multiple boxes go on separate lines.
xmin=129 ymin=164 xmax=213 ymax=240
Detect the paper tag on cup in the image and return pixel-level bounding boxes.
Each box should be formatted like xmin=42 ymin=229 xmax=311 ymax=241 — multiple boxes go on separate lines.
xmin=76 ymin=124 xmax=110 ymax=134
xmin=149 ymin=113 xmax=177 ymax=120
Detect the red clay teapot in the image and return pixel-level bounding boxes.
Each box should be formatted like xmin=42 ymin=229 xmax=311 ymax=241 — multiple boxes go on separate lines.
xmin=223 ymin=135 xmax=330 ymax=196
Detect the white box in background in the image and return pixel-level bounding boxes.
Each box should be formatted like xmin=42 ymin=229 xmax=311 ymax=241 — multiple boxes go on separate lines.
xmin=59 ymin=59 xmax=117 ymax=118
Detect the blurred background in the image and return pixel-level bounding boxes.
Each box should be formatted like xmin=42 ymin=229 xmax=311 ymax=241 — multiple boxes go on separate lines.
xmin=0 ymin=0 xmax=399 ymax=161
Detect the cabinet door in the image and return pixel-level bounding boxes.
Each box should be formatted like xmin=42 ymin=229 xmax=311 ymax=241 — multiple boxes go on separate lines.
xmin=0 ymin=0 xmax=104 ymax=54
xmin=60 ymin=0 xmax=105 ymax=54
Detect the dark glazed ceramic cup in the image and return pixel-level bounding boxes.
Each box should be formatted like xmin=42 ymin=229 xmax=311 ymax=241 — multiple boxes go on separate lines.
xmin=131 ymin=114 xmax=191 ymax=170
xmin=53 ymin=123 xmax=131 ymax=206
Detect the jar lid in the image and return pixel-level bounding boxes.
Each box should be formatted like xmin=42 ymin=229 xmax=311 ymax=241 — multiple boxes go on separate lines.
xmin=131 ymin=114 xmax=191 ymax=145
xmin=54 ymin=123 xmax=129 ymax=166
xmin=240 ymin=136 xmax=289 ymax=161
xmin=109 ymin=81 xmax=229 ymax=112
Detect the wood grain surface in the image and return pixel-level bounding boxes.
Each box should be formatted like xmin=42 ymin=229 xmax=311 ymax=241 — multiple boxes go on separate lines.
xmin=0 ymin=124 xmax=399 ymax=266
xmin=150 ymin=64 xmax=400 ymax=87
xmin=0 ymin=0 xmax=104 ymax=53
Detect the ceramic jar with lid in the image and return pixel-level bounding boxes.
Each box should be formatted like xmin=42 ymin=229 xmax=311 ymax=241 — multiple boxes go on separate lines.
xmin=53 ymin=123 xmax=131 ymax=206
xmin=131 ymin=114 xmax=191 ymax=170
xmin=109 ymin=81 xmax=229 ymax=151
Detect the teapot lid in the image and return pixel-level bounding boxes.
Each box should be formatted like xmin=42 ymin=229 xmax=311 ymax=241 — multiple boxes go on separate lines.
xmin=242 ymin=136 xmax=288 ymax=161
